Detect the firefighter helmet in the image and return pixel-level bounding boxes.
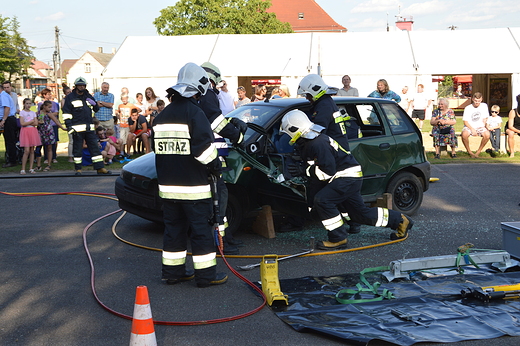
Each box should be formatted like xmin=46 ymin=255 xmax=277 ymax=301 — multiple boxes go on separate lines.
xmin=171 ymin=62 xmax=210 ymax=97
xmin=201 ymin=62 xmax=222 ymax=85
xmin=297 ymin=74 xmax=338 ymax=101
xmin=281 ymin=109 xmax=324 ymax=144
xmin=74 ymin=77 xmax=87 ymax=86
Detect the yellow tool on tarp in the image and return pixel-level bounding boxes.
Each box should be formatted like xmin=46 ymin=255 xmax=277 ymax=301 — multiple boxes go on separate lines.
xmin=461 ymin=283 xmax=520 ymax=302
xmin=260 ymin=255 xmax=288 ymax=306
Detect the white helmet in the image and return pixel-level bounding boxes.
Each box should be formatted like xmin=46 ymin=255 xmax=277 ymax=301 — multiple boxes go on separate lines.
xmin=297 ymin=74 xmax=338 ymax=101
xmin=201 ymin=62 xmax=222 ymax=85
xmin=171 ymin=62 xmax=210 ymax=97
xmin=281 ymin=109 xmax=324 ymax=144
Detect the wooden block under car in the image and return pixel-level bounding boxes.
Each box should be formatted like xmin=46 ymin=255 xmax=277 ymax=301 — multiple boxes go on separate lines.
xmin=252 ymin=205 xmax=276 ymax=239
xmin=370 ymin=192 xmax=393 ymax=209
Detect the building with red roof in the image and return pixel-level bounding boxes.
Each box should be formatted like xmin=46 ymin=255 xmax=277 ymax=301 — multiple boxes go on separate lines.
xmin=267 ymin=0 xmax=346 ymax=32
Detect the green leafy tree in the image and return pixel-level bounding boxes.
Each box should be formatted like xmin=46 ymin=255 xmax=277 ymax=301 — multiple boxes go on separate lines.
xmin=154 ymin=0 xmax=293 ymax=36
xmin=0 ymin=15 xmax=34 ymax=80
xmin=438 ymin=75 xmax=454 ymax=98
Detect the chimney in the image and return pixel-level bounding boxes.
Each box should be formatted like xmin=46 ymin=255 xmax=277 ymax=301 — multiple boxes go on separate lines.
xmin=98 ymin=47 xmax=103 ymax=53
xmin=396 ymin=15 xmax=413 ymax=31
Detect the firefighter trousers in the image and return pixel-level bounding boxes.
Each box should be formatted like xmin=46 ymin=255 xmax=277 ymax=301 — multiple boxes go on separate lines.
xmin=162 ymin=198 xmax=216 ymax=285
xmin=312 ymin=177 xmax=402 ymax=242
xmin=72 ymin=130 xmax=105 ymax=170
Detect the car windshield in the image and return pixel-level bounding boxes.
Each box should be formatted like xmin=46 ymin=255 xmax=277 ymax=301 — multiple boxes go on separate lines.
xmin=226 ymin=103 xmax=285 ymax=142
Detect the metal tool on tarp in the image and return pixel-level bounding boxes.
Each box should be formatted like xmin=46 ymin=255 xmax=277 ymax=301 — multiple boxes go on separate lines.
xmin=461 ymin=283 xmax=520 ymax=302
xmin=236 ymin=237 xmax=315 ymax=271
xmin=391 ymin=309 xmax=429 ymax=327
xmin=382 ymin=250 xmax=517 ymax=281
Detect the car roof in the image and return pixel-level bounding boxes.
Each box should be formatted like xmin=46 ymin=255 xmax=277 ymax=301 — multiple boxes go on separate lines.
xmin=249 ymin=96 xmax=396 ymax=108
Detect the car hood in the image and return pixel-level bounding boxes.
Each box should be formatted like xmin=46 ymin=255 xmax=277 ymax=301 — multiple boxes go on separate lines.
xmin=121 ymin=152 xmax=157 ymax=179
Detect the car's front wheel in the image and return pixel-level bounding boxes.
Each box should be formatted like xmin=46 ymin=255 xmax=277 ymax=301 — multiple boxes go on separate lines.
xmin=225 ymin=190 xmax=245 ymax=236
xmin=386 ymin=172 xmax=423 ymax=215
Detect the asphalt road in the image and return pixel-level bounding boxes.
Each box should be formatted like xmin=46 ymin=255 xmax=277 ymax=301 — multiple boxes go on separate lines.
xmin=1 ymin=163 xmax=520 ymax=346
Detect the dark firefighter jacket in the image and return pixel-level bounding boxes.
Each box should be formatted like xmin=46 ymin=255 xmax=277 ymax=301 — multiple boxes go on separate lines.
xmin=296 ymin=133 xmax=361 ymax=182
xmin=62 ymin=88 xmax=99 ymax=132
xmin=154 ymin=94 xmax=220 ymax=201
xmin=199 ymin=87 xmax=242 ymax=156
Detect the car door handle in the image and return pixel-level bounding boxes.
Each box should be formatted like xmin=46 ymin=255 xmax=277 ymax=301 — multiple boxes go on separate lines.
xmin=379 ymin=143 xmax=391 ymax=150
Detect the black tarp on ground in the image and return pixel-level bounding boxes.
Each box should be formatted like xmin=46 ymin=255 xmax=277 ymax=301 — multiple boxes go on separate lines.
xmin=273 ymin=269 xmax=520 ymax=345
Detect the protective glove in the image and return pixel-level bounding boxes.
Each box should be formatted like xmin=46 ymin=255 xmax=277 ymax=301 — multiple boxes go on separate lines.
xmin=230 ymin=117 xmax=248 ymax=135
xmin=206 ymin=158 xmax=222 ymax=177
xmin=67 ymin=126 xmax=76 ymax=134
xmin=287 ymin=162 xmax=305 ymax=177
xmin=86 ymin=98 xmax=97 ymax=106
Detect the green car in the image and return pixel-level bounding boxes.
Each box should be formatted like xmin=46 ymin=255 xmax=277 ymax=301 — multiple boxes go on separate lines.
xmin=115 ymin=97 xmax=430 ymax=234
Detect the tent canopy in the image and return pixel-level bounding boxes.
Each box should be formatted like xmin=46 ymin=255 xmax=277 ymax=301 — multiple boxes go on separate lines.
xmin=103 ymin=28 xmax=520 ymax=80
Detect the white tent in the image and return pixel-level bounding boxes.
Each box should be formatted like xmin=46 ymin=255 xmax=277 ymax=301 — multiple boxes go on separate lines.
xmin=102 ymin=28 xmax=520 ymax=107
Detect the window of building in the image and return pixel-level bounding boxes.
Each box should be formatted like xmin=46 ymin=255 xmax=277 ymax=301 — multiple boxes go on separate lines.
xmin=298 ymin=13 xmax=304 ymax=20
xmin=85 ymin=63 xmax=91 ymax=73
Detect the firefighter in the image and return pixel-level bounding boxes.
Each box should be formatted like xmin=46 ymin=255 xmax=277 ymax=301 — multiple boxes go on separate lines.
xmin=297 ymin=74 xmax=360 ymax=148
xmin=154 ymin=62 xmax=227 ymax=288
xmin=199 ymin=62 xmax=248 ymax=254
xmin=280 ymin=109 xmax=413 ymax=251
xmin=283 ymin=74 xmax=362 ymax=234
xmin=62 ymin=77 xmax=111 ymax=175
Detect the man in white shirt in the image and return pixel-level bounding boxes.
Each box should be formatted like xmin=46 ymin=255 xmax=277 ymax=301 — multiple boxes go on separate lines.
xmin=461 ymin=92 xmax=490 ymax=158
xmin=217 ymin=80 xmax=235 ymax=115
xmin=398 ymin=86 xmax=412 ymax=116
xmin=410 ymin=84 xmax=431 ymax=130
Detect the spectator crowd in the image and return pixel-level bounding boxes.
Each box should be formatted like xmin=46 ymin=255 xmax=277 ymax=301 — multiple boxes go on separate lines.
xmin=1 ymin=74 xmax=518 ymax=175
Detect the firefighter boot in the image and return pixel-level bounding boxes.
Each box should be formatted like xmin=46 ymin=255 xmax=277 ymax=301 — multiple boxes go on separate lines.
xmin=75 ymin=170 xmax=82 ymax=176
xmin=316 ymin=238 xmax=348 ymax=251
xmin=97 ymin=168 xmax=112 ymax=175
xmin=218 ymin=236 xmax=239 ymax=255
xmin=197 ymin=272 xmax=228 ymax=288
xmin=162 ymin=269 xmax=195 ymax=285
xmin=347 ymin=222 xmax=361 ymax=234
xmin=390 ymin=214 xmax=414 ymax=240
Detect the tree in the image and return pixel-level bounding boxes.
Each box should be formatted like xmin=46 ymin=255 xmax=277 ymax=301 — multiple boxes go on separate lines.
xmin=0 ymin=15 xmax=34 ymax=80
xmin=438 ymin=75 xmax=454 ymax=98
xmin=154 ymin=0 xmax=293 ymax=36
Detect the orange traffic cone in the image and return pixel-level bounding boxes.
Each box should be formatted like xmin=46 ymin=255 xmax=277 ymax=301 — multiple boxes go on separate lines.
xmin=129 ymin=285 xmax=157 ymax=346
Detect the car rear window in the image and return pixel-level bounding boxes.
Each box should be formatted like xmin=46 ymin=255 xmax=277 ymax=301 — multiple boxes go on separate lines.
xmin=380 ymin=103 xmax=415 ymax=134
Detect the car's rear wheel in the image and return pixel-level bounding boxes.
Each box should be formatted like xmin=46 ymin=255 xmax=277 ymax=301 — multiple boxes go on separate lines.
xmin=386 ymin=172 xmax=423 ymax=215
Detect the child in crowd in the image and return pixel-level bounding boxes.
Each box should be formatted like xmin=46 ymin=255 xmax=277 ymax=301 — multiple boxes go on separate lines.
xmin=106 ymin=127 xmax=123 ymax=157
xmin=149 ymin=99 xmax=165 ymax=127
xmin=127 ymin=108 xmax=151 ymax=155
xmin=36 ymin=101 xmax=66 ymax=171
xmin=19 ymin=98 xmax=41 ymax=174
xmin=486 ymin=104 xmax=502 ymax=155
xmin=116 ymin=94 xmax=135 ymax=158
xmin=135 ymin=92 xmax=147 ymax=119
xmin=96 ymin=126 xmax=116 ymax=164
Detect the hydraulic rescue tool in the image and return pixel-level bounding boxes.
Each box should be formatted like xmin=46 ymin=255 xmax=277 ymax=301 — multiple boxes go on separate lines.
xmin=210 ymin=174 xmax=224 ymax=252
xmin=461 ymin=283 xmax=520 ymax=302
xmin=260 ymin=254 xmax=289 ymax=306
xmin=236 ymin=237 xmax=315 ymax=271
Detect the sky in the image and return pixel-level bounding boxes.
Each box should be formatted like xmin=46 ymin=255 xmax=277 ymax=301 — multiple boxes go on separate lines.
xmin=2 ymin=0 xmax=520 ymax=67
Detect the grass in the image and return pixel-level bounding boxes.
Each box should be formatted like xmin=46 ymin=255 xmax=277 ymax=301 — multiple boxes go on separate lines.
xmin=421 ymin=115 xmax=520 ymax=163
xmin=0 ymin=133 xmax=132 ymax=174
xmin=1 ymin=116 xmax=518 ymax=174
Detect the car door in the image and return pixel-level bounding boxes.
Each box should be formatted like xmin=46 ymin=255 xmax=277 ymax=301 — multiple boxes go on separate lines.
xmin=338 ymin=101 xmax=397 ymax=198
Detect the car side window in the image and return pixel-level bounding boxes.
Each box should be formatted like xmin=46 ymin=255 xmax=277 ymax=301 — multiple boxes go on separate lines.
xmin=354 ymin=104 xmax=378 ymax=125
xmin=350 ymin=104 xmax=385 ymax=137
xmin=380 ymin=103 xmax=414 ymax=134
